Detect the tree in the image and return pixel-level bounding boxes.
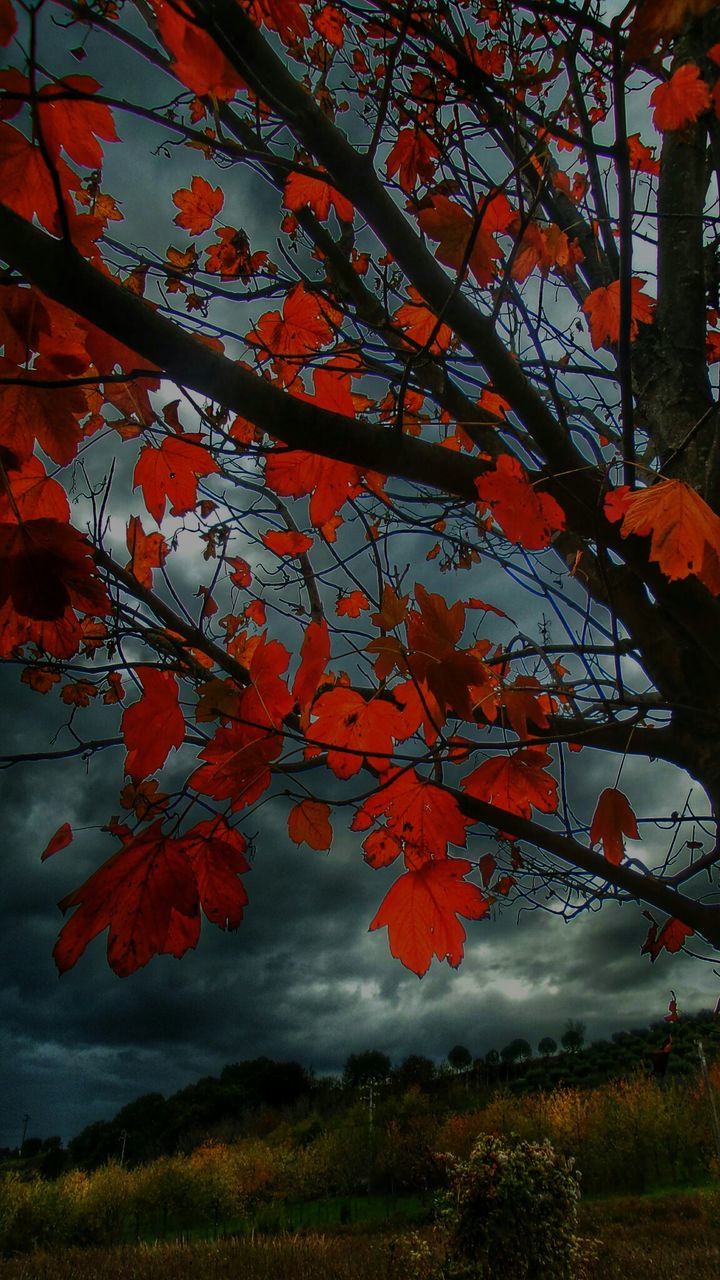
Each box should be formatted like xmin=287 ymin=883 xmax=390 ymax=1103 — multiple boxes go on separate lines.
xmin=394 ymin=1054 xmax=437 ymax=1091
xmin=448 ymin=1045 xmax=473 ymax=1072
xmin=2 ymin=0 xmax=720 ymax=982
xmin=500 ymin=1037 xmax=531 ymax=1065
xmin=561 ymin=1019 xmax=587 ymax=1055
xmin=538 ymin=1036 xmax=558 ymax=1058
xmin=343 ymin=1050 xmax=391 ymax=1088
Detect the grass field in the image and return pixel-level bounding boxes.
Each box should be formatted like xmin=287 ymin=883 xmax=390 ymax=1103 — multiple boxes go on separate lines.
xmin=2 ymin=1188 xmax=719 ymax=1279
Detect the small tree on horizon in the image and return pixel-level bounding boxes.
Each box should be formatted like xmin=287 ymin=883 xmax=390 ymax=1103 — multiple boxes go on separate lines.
xmin=448 ymin=1045 xmax=473 ymax=1072
xmin=561 ymin=1020 xmax=587 ymax=1055
xmin=343 ymin=1050 xmax=392 ymax=1089
xmin=539 ymin=1036 xmax=558 ymax=1058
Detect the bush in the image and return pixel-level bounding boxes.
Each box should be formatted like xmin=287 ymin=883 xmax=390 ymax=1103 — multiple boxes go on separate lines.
xmin=437 ymin=1133 xmax=594 ymax=1279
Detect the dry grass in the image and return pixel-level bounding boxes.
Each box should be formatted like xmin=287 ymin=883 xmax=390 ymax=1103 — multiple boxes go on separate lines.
xmin=0 ymin=1234 xmax=395 ymax=1280
xmin=3 ymin=1191 xmax=720 ymax=1279
xmin=580 ymin=1191 xmax=720 ymax=1279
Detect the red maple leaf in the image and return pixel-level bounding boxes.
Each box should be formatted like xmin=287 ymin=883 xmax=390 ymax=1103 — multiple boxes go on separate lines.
xmin=122 ymin=668 xmax=186 ymax=781
xmin=311 ymin=688 xmax=403 ymax=778
xmin=417 ymin=192 xmax=513 ymax=286
xmin=0 ymin=123 xmax=78 ymax=233
xmin=0 ymin=377 xmax=88 ymax=465
xmin=394 ymin=287 xmax=453 ymax=353
xmin=352 ymin=768 xmax=473 ymax=869
xmin=172 ymin=176 xmax=224 ymax=235
xmin=405 ymin=584 xmax=493 ymax=726
xmin=0 ymin=457 xmax=70 ymax=524
xmin=589 ymin=787 xmax=640 ymax=865
xmin=461 ymin=747 xmax=558 ymax=819
xmin=189 ymin=720 xmax=281 ymax=810
xmin=641 ymin=911 xmax=694 ymax=962
xmin=248 ymin=0 xmax=310 ymax=44
xmin=386 ymin=128 xmax=440 ymax=193
xmin=53 ymin=820 xmax=201 ymax=976
xmin=605 ymin=478 xmax=720 ymax=594
xmin=248 ymin=283 xmax=336 ymax=383
xmin=292 ymin=617 xmax=330 ymax=716
xmin=313 ymin=3 xmax=346 ymax=47
xmin=283 ymin=171 xmax=353 ymax=223
xmin=288 ymin=798 xmax=333 ymax=850
xmin=369 ymin=857 xmax=489 ymax=976
xmin=0 ymin=519 xmax=109 ymax=622
xmin=179 ymin=817 xmax=250 ymax=929
xmin=152 ymin=0 xmax=245 ymax=98
xmin=582 ymin=277 xmax=655 ymax=348
xmin=0 ymin=73 xmax=119 ymax=168
xmin=126 ymin=516 xmax=168 ymax=587
xmin=336 ymin=590 xmax=370 ymax=618
xmin=134 ymin=433 xmax=220 ymax=523
xmin=262 ymin=529 xmax=314 ymax=557
xmin=475 ymin=455 xmax=565 ymax=550
xmin=651 ymin=63 xmax=710 ymax=133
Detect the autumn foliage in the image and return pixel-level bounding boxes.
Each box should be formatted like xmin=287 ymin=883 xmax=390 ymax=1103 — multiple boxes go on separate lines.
xmin=3 ymin=0 xmax=720 ymax=979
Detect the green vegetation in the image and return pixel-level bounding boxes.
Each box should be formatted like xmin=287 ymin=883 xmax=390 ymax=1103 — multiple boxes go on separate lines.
xmin=437 ymin=1135 xmax=589 ymax=1279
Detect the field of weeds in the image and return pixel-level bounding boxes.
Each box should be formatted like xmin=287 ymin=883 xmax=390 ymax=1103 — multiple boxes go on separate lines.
xmin=2 ymin=1190 xmax=720 ymax=1280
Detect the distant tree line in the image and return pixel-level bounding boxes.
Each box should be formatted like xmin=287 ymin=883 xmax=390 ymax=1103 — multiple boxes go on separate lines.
xmin=7 ymin=1008 xmax=720 ymax=1175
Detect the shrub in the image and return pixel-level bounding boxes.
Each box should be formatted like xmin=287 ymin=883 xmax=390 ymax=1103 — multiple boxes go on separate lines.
xmin=437 ymin=1133 xmax=594 ymax=1280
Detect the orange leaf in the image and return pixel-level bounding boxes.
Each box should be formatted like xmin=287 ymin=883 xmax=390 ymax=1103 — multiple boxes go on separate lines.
xmin=41 ymin=822 xmax=73 ymax=862
xmin=641 ymin=911 xmax=694 ymax=962
xmin=589 ymin=787 xmax=640 ymax=865
xmin=0 ymin=123 xmax=78 ymax=233
xmin=126 ymin=515 xmax=168 ymax=588
xmin=336 ymin=590 xmax=370 ymax=618
xmin=417 ymin=192 xmax=513 ymax=287
xmin=262 ymin=529 xmax=314 ymax=557
xmin=352 ymin=768 xmax=473 ymax=869
xmin=605 ymin=479 xmax=720 ymax=593
xmin=369 ymin=857 xmax=489 ymax=977
xmin=386 ymin=128 xmax=440 ymax=193
xmin=152 ymin=0 xmax=245 ymax=98
xmin=134 ymin=433 xmax=220 ymax=522
xmin=475 ymin=454 xmax=565 ymax=550
xmin=582 ymin=277 xmax=655 ymax=348
xmin=172 ymin=176 xmax=224 ymax=235
xmin=651 ymin=63 xmax=710 ymax=133
xmin=283 ymin=170 xmax=353 ymax=222
xmin=288 ymin=799 xmax=333 ymax=850
xmin=312 ymin=3 xmax=346 ymax=47
xmin=292 ymin=617 xmax=330 ymax=715
xmin=461 ymin=748 xmax=558 ymax=819
xmin=311 ymin=687 xmax=404 ymax=778
xmin=122 ymin=668 xmax=185 ymax=781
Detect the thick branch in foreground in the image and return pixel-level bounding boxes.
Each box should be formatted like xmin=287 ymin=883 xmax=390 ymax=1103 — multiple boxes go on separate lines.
xmin=455 ymin=788 xmax=720 ymax=946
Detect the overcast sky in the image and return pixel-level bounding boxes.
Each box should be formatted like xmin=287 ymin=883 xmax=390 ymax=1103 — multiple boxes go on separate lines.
xmin=2 ymin=5 xmax=720 ymax=1154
